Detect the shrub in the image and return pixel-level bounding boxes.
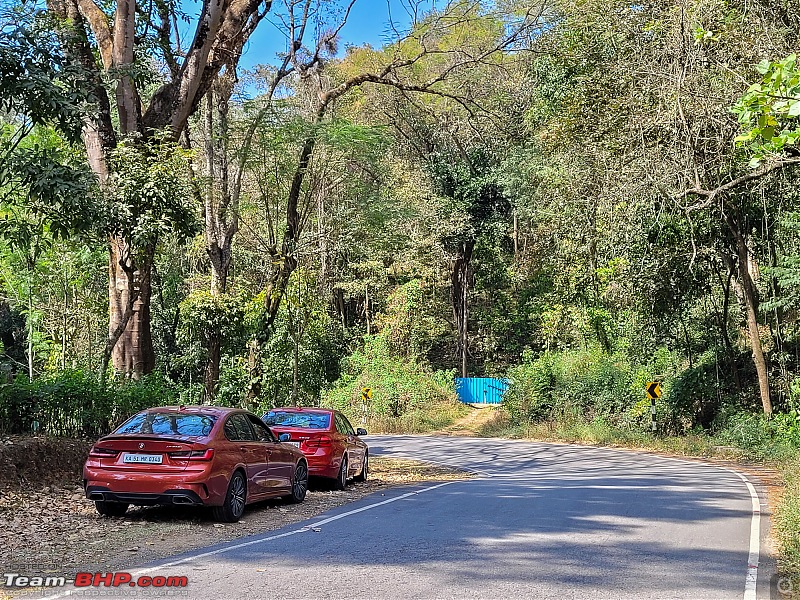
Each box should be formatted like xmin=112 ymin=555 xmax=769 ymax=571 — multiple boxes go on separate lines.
xmin=0 ymin=369 xmax=179 ymax=438
xmin=504 ymin=347 xmax=641 ymax=426
xmin=323 ymin=334 xmax=465 ymax=433
xmin=715 ymin=411 xmax=800 ymax=460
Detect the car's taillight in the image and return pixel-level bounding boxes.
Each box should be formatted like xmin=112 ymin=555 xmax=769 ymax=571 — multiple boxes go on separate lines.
xmin=168 ymin=449 xmax=214 ymax=461
xmin=89 ymin=446 xmax=119 ymax=457
xmin=303 ymin=436 xmax=332 ymax=449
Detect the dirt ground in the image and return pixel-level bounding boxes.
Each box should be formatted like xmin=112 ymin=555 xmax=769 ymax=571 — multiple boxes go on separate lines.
xmin=0 ymin=457 xmax=470 ymax=579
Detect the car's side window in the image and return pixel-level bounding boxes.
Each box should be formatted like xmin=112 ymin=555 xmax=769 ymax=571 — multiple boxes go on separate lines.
xmin=249 ymin=416 xmax=276 ymax=442
xmin=335 ymin=414 xmax=354 ymax=436
xmin=341 ymin=415 xmax=356 ymax=436
xmin=225 ymin=414 xmax=256 ymax=441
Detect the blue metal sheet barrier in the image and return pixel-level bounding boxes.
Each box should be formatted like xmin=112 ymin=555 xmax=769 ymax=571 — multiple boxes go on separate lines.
xmin=455 ymin=377 xmax=509 ymax=405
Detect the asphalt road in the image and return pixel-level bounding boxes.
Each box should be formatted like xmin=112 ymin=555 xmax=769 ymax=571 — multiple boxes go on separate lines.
xmin=40 ymin=435 xmax=772 ymax=600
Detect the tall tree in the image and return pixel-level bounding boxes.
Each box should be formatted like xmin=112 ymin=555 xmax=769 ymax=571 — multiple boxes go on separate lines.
xmin=46 ymin=0 xmax=273 ymax=377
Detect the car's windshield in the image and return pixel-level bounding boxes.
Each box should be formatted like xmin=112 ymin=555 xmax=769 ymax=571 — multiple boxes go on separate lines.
xmin=114 ymin=412 xmax=216 ymax=437
xmin=262 ymin=411 xmax=330 ymax=429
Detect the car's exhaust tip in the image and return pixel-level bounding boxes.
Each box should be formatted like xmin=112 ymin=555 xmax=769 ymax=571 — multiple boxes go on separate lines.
xmin=88 ymin=492 xmax=105 ymax=501
xmin=172 ymin=495 xmax=195 ymax=505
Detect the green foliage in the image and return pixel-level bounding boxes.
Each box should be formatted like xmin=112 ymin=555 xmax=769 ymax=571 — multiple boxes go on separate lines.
xmin=179 ymin=291 xmax=249 ymax=349
xmin=375 ymin=279 xmax=446 ymax=359
xmin=503 ymin=347 xmax=643 ymax=426
xmin=324 ymin=334 xmax=464 ymax=432
xmin=776 ymin=459 xmax=800 ymax=586
xmin=0 ymin=369 xmax=179 ymax=438
xmin=0 ymin=14 xmax=89 ymax=145
xmin=665 ymin=352 xmax=728 ymax=432
xmin=106 ymin=134 xmax=198 ymax=246
xmin=732 ymin=54 xmax=800 ymax=166
xmin=715 ymin=411 xmax=800 ymax=460
xmin=241 ymin=270 xmax=347 ymax=410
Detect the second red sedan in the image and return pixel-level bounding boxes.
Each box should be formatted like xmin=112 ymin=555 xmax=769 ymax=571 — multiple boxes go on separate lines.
xmin=262 ymin=408 xmax=368 ymax=489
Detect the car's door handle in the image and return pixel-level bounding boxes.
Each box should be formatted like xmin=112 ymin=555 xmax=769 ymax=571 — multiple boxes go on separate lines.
xmin=240 ymin=446 xmax=248 ymax=452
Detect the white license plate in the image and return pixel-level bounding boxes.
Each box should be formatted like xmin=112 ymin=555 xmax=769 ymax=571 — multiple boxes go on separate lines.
xmin=285 ymin=441 xmax=300 ymax=448
xmin=122 ymin=453 xmax=163 ymax=464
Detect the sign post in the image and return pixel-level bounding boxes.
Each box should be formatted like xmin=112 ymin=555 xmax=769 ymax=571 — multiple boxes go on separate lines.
xmin=361 ymin=387 xmax=372 ymax=425
xmin=646 ymin=381 xmax=662 ymax=432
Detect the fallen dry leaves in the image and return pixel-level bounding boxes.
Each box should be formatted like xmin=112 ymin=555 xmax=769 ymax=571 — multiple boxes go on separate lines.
xmin=0 ymin=456 xmax=470 ymax=580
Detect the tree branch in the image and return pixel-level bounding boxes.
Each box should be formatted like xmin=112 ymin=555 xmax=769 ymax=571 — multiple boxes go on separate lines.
xmin=682 ymin=156 xmax=800 ymax=212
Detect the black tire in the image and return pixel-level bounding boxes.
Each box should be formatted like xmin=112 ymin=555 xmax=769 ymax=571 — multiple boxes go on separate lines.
xmin=333 ymin=455 xmax=348 ymax=490
xmin=94 ymin=501 xmax=129 ymax=517
xmin=354 ymin=451 xmax=368 ymax=483
xmin=213 ymin=470 xmax=247 ymax=523
xmin=288 ymin=461 xmax=308 ymax=503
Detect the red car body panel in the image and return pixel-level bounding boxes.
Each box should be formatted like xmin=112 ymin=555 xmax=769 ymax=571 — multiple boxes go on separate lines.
xmin=83 ymin=406 xmax=305 ymax=508
xmin=262 ymin=408 xmax=368 ymax=480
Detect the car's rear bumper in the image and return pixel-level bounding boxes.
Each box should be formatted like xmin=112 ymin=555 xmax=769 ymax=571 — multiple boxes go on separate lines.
xmin=86 ymin=486 xmax=204 ymax=506
xmin=83 ymin=466 xmax=226 ymax=506
xmin=305 ymin=453 xmax=341 ymax=478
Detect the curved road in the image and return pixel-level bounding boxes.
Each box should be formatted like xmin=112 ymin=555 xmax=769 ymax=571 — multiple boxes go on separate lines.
xmin=44 ymin=435 xmax=773 ymax=600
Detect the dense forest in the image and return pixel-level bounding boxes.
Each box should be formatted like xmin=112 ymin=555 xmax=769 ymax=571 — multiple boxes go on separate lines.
xmin=1 ymin=0 xmax=800 ymax=446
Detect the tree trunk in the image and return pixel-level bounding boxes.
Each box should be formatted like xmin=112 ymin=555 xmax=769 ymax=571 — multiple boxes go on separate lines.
xmin=107 ymin=239 xmax=155 ymax=379
xmin=27 ymin=278 xmax=34 ymax=380
xmin=715 ymin=259 xmax=742 ymax=392
xmin=724 ymin=212 xmax=772 ymax=415
xmin=512 ymin=208 xmax=519 ymax=259
xmin=452 ymin=240 xmax=474 ymax=378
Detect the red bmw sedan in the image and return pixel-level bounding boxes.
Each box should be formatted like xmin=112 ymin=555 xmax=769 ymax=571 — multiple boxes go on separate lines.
xmin=84 ymin=406 xmax=308 ymax=522
xmin=262 ymin=408 xmax=368 ymax=490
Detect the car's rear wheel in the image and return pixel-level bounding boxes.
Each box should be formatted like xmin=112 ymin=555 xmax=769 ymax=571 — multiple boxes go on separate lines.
xmin=288 ymin=461 xmax=308 ymax=503
xmin=354 ymin=451 xmax=368 ymax=483
xmin=333 ymin=455 xmax=348 ymax=490
xmin=213 ymin=470 xmax=246 ymax=523
xmin=94 ymin=500 xmax=129 ymax=517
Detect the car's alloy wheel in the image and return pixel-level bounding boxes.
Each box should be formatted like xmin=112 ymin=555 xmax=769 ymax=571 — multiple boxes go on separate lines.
xmin=334 ymin=455 xmax=348 ymax=490
xmin=94 ymin=501 xmax=129 ymax=517
xmin=354 ymin=451 xmax=368 ymax=483
xmin=289 ymin=461 xmax=308 ymax=503
xmin=213 ymin=471 xmax=246 ymax=522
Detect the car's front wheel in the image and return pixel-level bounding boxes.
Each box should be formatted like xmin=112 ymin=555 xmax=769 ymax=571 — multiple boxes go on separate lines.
xmin=288 ymin=461 xmax=308 ymax=503
xmin=213 ymin=470 xmax=247 ymax=523
xmin=94 ymin=501 xmax=129 ymax=517
xmin=333 ymin=455 xmax=348 ymax=490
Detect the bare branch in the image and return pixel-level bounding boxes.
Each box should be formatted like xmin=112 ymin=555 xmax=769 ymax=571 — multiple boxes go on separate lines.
xmin=682 ymin=156 xmax=800 ymax=211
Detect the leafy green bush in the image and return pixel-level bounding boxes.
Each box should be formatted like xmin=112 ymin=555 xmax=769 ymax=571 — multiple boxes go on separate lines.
xmin=323 ymin=334 xmax=465 ymax=433
xmin=503 ymin=347 xmax=642 ymax=426
xmin=0 ymin=369 xmax=179 ymax=438
xmin=715 ymin=411 xmax=800 ymax=460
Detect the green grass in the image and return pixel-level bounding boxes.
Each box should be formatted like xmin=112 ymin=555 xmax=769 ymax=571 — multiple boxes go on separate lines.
xmin=776 ymin=459 xmax=800 ymax=589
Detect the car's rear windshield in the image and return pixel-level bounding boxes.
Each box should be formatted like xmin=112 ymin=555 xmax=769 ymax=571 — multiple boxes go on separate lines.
xmin=262 ymin=411 xmax=330 ymax=429
xmin=114 ymin=412 xmax=217 ymax=437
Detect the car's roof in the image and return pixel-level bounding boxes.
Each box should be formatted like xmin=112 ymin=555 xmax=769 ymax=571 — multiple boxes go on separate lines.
xmin=264 ymin=406 xmax=335 ymax=415
xmin=143 ymin=406 xmax=248 ymax=416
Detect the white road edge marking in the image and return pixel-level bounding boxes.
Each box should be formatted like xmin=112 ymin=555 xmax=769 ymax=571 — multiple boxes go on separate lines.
xmin=727 ymin=469 xmax=761 ymax=600
xmin=38 ymin=479 xmax=463 ymax=600
xmin=640 ymin=452 xmax=762 ymax=600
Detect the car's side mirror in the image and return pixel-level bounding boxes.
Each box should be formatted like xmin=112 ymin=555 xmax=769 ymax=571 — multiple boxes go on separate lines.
xmin=278 ymin=433 xmax=291 ymax=442
xmin=356 ymin=428 xmax=367 ymax=436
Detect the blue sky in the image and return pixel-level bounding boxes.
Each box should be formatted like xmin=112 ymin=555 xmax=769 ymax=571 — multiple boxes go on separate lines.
xmin=238 ymin=0 xmax=438 ymax=72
